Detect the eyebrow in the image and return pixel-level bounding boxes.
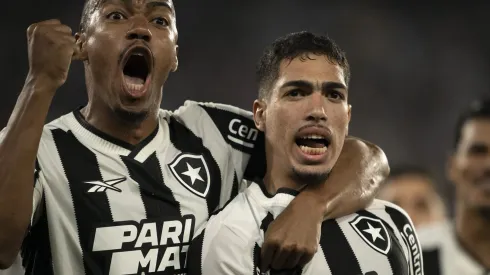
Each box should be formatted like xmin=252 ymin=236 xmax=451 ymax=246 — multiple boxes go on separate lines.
xmin=102 ymin=0 xmax=174 ymax=14
xmin=281 ymin=80 xmax=347 ymax=91
xmin=146 ymin=1 xmax=174 ymax=13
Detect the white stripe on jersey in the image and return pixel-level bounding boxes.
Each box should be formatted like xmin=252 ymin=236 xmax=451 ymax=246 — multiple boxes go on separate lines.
xmin=38 ymin=125 xmax=85 ymax=275
xmin=95 ymin=152 xmax=146 ymax=222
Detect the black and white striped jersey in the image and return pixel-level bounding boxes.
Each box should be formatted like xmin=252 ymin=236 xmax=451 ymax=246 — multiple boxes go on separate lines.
xmin=0 ymin=100 xmax=266 ymax=275
xmin=188 ymin=182 xmax=423 ymax=275
xmin=418 ymin=221 xmax=490 ymax=275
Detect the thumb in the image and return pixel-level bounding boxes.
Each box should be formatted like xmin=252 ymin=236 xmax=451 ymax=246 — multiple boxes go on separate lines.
xmin=71 ymin=42 xmax=88 ymax=61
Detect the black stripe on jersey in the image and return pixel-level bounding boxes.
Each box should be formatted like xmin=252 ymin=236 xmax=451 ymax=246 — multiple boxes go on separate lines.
xmin=168 ymin=117 xmax=221 ymax=214
xmin=320 ymin=219 xmax=363 ymax=274
xmin=198 ymin=105 xmax=267 ymax=182
xmin=34 ymin=159 xmax=40 ymax=184
xmin=122 ymin=153 xmax=180 ymax=220
xmin=187 ymin=229 xmax=205 ymax=274
xmin=52 ymin=129 xmax=114 ymax=274
xmin=358 ymin=210 xmax=408 ymax=275
xmin=422 ymin=249 xmax=440 ymax=275
xmin=198 ymin=105 xmax=259 ymax=155
xmin=385 ymin=206 xmax=423 ymax=275
xmin=260 ymin=212 xmax=274 ymax=232
xmin=230 ymin=172 xmax=239 ymax=202
xmin=21 ymin=197 xmax=53 ymax=275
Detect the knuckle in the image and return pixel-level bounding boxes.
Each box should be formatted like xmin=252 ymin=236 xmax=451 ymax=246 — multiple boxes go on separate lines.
xmin=306 ymin=246 xmax=317 ymax=256
xmin=27 ymin=24 xmax=37 ymax=36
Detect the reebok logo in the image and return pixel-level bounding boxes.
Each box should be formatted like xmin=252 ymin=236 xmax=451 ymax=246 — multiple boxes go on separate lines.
xmin=84 ymin=177 xmax=126 ymax=193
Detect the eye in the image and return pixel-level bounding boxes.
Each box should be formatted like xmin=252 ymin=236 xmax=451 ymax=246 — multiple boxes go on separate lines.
xmin=287 ymin=89 xmax=305 ymax=98
xmin=327 ymin=91 xmax=344 ymax=100
xmin=151 ymin=17 xmax=169 ymax=26
xmin=107 ymin=11 xmax=126 ymax=21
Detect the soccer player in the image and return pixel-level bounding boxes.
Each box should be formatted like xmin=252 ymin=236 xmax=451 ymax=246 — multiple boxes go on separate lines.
xmin=419 ymin=99 xmax=490 ymax=275
xmin=378 ymin=165 xmax=446 ymax=228
xmin=0 ymin=1 xmax=389 ymax=274
xmin=187 ymin=32 xmax=422 ymax=275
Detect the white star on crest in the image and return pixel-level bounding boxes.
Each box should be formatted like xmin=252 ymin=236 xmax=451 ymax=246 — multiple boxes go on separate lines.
xmin=363 ymin=222 xmax=385 ymax=242
xmin=181 ymin=163 xmax=204 ymax=185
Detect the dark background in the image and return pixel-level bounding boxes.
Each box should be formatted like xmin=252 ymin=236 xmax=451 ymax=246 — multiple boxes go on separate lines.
xmin=2 ymin=1 xmax=490 ymax=206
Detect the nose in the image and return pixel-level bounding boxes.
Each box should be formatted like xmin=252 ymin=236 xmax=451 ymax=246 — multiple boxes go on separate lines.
xmin=306 ymin=92 xmax=327 ymax=122
xmin=126 ymin=17 xmax=152 ymax=42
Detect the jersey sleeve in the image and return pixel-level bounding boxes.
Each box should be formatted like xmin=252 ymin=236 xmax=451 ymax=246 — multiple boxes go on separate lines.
xmin=187 ymin=224 xmax=255 ymax=275
xmin=0 ymin=128 xmax=44 ymax=226
xmin=173 ymin=101 xmax=266 ymax=204
xmin=383 ymin=202 xmax=424 ymax=275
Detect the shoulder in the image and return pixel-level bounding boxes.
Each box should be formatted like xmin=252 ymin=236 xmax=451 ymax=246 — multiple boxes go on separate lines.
xmin=168 ymin=100 xmax=252 ymax=120
xmin=162 ymin=101 xmax=260 ymax=153
xmin=366 ymin=199 xmax=414 ymax=225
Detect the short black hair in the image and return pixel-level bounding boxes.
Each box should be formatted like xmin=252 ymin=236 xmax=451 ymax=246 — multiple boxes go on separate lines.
xmin=453 ymin=98 xmax=490 ymax=149
xmin=389 ymin=164 xmax=434 ymax=182
xmin=256 ymin=31 xmax=350 ymax=100
xmin=80 ymin=0 xmax=104 ymax=32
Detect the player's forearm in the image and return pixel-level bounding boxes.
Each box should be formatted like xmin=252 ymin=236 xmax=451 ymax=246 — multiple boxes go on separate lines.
xmin=0 ymin=75 xmax=55 ymax=268
xmin=297 ymin=137 xmax=389 ymax=220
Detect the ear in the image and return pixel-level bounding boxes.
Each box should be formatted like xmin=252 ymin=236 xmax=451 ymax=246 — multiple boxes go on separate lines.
xmin=253 ymin=99 xmax=267 ymax=132
xmin=74 ymin=33 xmax=89 ymax=61
xmin=172 ymin=45 xmax=179 ymax=72
xmin=346 ymin=104 xmax=352 ymax=136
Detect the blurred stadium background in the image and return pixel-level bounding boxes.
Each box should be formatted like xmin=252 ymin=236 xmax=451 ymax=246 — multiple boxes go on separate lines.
xmin=2 ymin=0 xmax=490 ymax=213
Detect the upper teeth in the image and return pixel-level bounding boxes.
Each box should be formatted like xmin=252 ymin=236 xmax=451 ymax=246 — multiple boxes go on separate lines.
xmin=303 ymin=135 xmax=324 ymax=140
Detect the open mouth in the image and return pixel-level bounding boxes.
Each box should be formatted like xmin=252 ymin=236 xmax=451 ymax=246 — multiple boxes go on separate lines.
xmin=295 ymin=134 xmax=331 ymax=155
xmin=121 ymin=46 xmax=152 ymax=96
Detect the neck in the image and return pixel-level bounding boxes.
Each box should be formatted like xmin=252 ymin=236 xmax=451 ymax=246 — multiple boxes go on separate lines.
xmin=455 ymin=202 xmax=490 ymax=269
xmin=263 ymin=170 xmax=304 ymax=195
xmin=81 ymin=101 xmax=159 ymax=145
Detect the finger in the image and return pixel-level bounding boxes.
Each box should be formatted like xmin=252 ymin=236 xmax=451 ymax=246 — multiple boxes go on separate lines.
xmin=260 ymin=243 xmax=277 ymax=271
xmin=61 ymin=34 xmax=76 ymax=44
xmin=297 ymin=253 xmax=314 ymax=267
xmin=72 ymin=45 xmax=82 ymax=61
xmin=282 ymin=251 xmax=303 ymax=270
xmin=38 ymin=19 xmax=61 ymax=26
xmin=27 ymin=24 xmax=38 ymax=38
xmin=54 ymin=25 xmax=73 ymax=34
xmin=270 ymin=250 xmax=291 ymax=270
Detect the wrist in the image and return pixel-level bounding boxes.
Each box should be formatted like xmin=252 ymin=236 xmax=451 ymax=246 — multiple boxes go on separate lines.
xmin=295 ymin=188 xmax=330 ymax=220
xmin=25 ymin=72 xmax=58 ymax=95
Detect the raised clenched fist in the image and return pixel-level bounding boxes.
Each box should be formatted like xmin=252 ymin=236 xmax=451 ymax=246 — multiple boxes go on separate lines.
xmin=26 ymin=19 xmax=80 ymax=90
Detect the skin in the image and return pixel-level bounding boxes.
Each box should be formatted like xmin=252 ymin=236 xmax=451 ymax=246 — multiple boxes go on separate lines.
xmin=254 ymin=54 xmax=351 ymax=193
xmin=378 ymin=174 xmax=446 ymax=228
xmin=254 ymin=54 xmax=353 ymax=269
xmin=0 ymin=0 xmax=389 ymax=269
xmin=77 ymin=0 xmax=178 ymax=144
xmin=448 ymin=118 xmax=490 ymax=268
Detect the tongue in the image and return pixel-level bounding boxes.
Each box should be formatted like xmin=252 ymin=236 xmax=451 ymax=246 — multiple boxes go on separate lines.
xmin=124 ymin=75 xmax=145 ymax=85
